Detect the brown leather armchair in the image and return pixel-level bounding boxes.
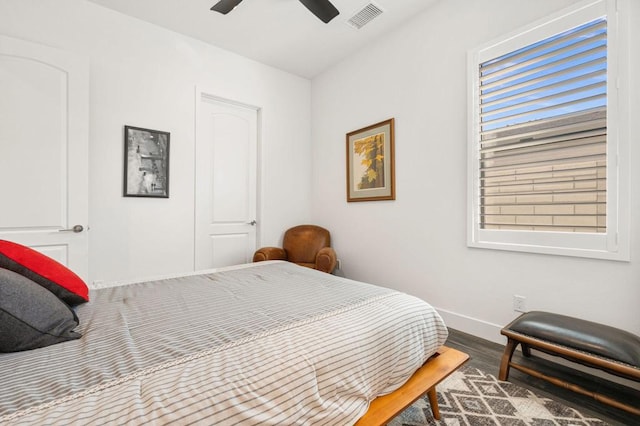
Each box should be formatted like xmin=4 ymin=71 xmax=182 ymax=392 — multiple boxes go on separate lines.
xmin=253 ymin=225 xmax=337 ymax=273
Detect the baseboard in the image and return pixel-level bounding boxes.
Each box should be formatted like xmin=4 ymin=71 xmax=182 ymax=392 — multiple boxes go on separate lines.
xmin=436 ymin=308 xmax=506 ymax=345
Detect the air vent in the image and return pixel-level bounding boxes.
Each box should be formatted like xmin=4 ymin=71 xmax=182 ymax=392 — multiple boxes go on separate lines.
xmin=346 ymin=2 xmax=384 ymax=30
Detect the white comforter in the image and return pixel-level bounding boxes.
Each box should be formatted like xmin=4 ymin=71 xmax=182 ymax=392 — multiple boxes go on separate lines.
xmin=0 ymin=261 xmax=448 ymax=425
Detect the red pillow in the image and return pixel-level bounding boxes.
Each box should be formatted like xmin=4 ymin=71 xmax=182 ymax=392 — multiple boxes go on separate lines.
xmin=0 ymin=240 xmax=88 ymax=305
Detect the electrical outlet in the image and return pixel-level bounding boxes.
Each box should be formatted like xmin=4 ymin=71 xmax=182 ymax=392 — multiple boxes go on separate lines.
xmin=513 ymin=295 xmax=526 ymax=312
xmin=336 ymin=259 xmax=342 ymax=270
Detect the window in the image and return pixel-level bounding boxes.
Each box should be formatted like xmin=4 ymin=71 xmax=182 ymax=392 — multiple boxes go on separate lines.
xmin=468 ymin=0 xmax=629 ymax=261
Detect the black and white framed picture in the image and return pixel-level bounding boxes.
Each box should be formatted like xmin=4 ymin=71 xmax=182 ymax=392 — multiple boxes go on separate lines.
xmin=123 ymin=125 xmax=170 ymax=198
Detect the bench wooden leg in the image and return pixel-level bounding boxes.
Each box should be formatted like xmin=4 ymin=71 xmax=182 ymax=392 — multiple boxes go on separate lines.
xmin=511 ymin=363 xmax=640 ymax=416
xmin=427 ymin=387 xmax=440 ymax=420
xmin=501 ymin=312 xmax=640 ymax=417
xmin=499 ymin=338 xmax=519 ymax=381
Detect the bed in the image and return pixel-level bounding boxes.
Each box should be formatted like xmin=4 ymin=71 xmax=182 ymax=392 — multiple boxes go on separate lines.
xmin=0 ymin=260 xmax=459 ymax=425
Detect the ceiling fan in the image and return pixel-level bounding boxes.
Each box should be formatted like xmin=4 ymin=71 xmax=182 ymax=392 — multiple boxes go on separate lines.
xmin=211 ymin=0 xmax=340 ymax=24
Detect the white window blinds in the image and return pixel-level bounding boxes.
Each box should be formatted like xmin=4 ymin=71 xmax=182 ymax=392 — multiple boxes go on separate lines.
xmin=478 ymin=18 xmax=607 ymax=233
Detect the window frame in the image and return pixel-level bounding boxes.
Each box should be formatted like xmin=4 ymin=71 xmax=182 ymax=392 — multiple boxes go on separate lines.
xmin=467 ymin=0 xmax=630 ymax=261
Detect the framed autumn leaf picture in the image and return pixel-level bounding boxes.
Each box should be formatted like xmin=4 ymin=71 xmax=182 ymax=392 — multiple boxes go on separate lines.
xmin=346 ymin=118 xmax=395 ymax=202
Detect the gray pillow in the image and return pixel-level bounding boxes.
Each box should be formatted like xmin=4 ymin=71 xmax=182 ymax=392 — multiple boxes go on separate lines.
xmin=0 ymin=268 xmax=81 ymax=352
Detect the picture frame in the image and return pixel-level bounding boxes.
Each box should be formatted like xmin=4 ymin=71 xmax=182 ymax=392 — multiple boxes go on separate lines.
xmin=123 ymin=125 xmax=170 ymax=198
xmin=346 ymin=118 xmax=395 ymax=202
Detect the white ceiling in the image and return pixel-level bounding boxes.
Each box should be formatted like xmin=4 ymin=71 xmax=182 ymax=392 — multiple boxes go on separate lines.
xmin=85 ymin=0 xmax=438 ymax=78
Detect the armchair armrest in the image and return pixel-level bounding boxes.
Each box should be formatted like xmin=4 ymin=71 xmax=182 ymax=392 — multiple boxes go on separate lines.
xmin=315 ymin=247 xmax=337 ymax=274
xmin=253 ymin=247 xmax=287 ymax=262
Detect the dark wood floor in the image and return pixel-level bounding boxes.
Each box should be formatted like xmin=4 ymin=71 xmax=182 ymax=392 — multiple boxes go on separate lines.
xmin=445 ymin=328 xmax=640 ymax=426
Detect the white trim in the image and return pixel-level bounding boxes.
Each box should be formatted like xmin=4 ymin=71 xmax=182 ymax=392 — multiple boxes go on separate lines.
xmin=193 ymin=86 xmax=263 ymax=269
xmin=467 ymin=0 xmax=630 ymax=261
xmin=475 ymin=0 xmax=607 ymax=64
xmin=436 ymin=308 xmax=505 ymax=345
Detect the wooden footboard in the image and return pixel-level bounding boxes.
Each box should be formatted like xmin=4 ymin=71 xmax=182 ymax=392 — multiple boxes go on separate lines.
xmin=355 ymin=346 xmax=469 ymax=426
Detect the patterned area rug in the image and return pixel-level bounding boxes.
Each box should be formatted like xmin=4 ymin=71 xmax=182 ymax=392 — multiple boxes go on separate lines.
xmin=389 ymin=365 xmax=608 ymax=426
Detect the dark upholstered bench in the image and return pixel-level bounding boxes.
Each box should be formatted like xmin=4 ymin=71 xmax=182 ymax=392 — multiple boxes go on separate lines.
xmin=499 ymin=311 xmax=640 ymax=416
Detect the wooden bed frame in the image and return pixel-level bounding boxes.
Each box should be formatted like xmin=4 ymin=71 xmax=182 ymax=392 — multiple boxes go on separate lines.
xmin=355 ymin=345 xmax=469 ymax=425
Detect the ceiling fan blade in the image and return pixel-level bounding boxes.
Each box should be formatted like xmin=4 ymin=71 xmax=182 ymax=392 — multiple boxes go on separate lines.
xmin=211 ymin=0 xmax=244 ymax=15
xmin=298 ymin=0 xmax=339 ymax=23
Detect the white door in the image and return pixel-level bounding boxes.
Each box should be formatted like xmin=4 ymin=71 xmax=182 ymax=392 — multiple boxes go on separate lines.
xmin=195 ymin=93 xmax=258 ymax=270
xmin=0 ymin=35 xmax=89 ymax=278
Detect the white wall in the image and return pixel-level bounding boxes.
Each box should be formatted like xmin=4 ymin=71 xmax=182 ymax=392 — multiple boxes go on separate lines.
xmin=0 ymin=0 xmax=312 ymax=283
xmin=311 ymin=0 xmax=640 ymax=342
xmin=3 ymin=0 xmax=638 ymax=345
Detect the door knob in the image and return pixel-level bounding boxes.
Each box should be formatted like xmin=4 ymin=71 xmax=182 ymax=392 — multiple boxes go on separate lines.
xmin=247 ymin=220 xmax=257 ymax=226
xmin=59 ymin=225 xmax=84 ymax=233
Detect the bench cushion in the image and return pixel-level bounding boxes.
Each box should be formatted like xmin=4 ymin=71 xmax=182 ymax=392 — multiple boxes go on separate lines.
xmin=505 ymin=311 xmax=640 ymax=368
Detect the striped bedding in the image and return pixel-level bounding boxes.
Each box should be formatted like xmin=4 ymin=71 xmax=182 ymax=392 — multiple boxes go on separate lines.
xmin=0 ymin=261 xmax=448 ymax=425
